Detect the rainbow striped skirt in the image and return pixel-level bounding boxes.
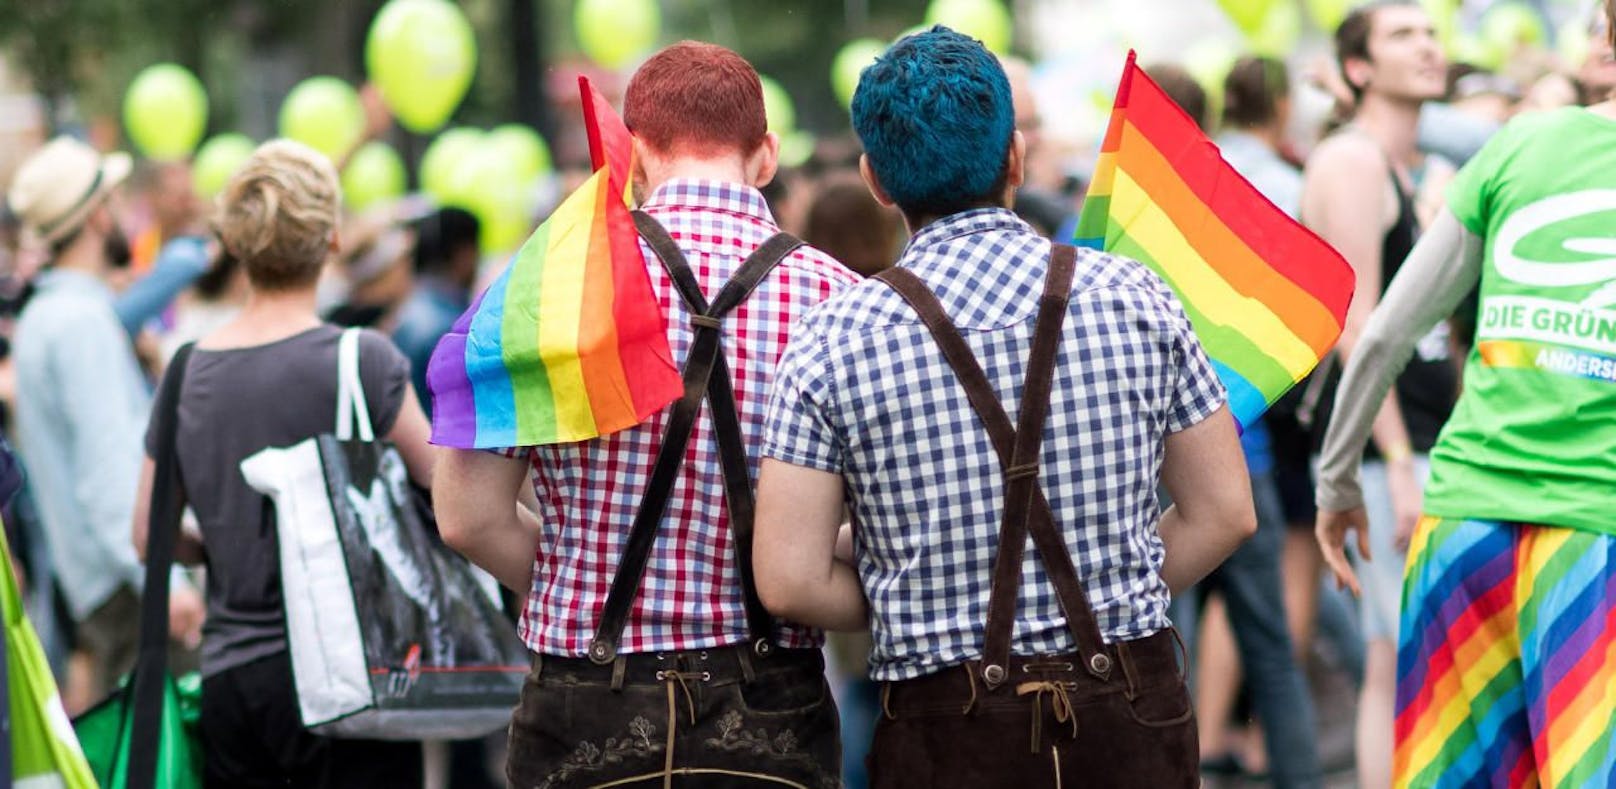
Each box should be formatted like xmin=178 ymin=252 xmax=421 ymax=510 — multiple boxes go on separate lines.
xmin=1396 ymin=516 xmax=1616 ymax=788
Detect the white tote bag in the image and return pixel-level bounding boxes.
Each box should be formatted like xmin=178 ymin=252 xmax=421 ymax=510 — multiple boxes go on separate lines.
xmin=239 ymin=328 xmax=527 ymax=741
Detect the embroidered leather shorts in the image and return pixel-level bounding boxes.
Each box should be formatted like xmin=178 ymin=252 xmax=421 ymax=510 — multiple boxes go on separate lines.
xmin=507 ymin=645 xmax=841 ymax=789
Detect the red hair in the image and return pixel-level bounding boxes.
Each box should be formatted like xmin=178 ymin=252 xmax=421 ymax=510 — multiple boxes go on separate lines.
xmin=624 ymin=41 xmax=767 ymax=158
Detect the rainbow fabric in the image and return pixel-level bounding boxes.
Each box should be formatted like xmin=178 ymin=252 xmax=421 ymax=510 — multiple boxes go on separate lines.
xmin=1076 ymin=53 xmax=1355 ymax=429
xmin=425 ymin=80 xmax=682 ymax=449
xmin=1397 ymin=516 xmax=1616 ymax=788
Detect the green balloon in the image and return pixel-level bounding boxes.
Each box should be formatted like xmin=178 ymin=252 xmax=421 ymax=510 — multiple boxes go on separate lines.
xmin=759 ymin=75 xmax=795 ymax=136
xmin=420 ymin=127 xmax=485 ymax=204
xmin=833 ymin=39 xmax=887 ymax=108
xmin=1214 ymin=0 xmax=1277 ymax=36
xmin=1480 ymin=2 xmax=1547 ymax=56
xmin=779 ymin=131 xmax=815 ymax=169
xmin=124 ymin=63 xmax=208 ymax=161
xmin=1559 ymin=17 xmax=1592 ymax=70
xmin=366 ymin=0 xmax=477 ymax=133
xmin=442 ymin=146 xmax=530 ymax=253
xmin=278 ymin=77 xmax=365 ymax=162
xmin=1249 ymin=0 xmax=1301 ymax=57
xmin=488 ymin=124 xmax=553 ymax=184
xmin=1303 ymin=0 xmax=1350 ymax=33
xmin=925 ymin=0 xmax=1013 ymax=53
xmin=341 ymin=141 xmax=407 ymax=212
xmin=575 ymin=0 xmax=661 ymax=70
xmin=191 ymin=134 xmax=256 ymax=200
xmin=1449 ymin=32 xmax=1505 ymax=70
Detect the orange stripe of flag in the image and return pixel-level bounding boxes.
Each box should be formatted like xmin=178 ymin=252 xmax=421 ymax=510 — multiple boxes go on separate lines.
xmin=1112 ymin=65 xmax=1353 ymax=318
xmin=576 ymin=172 xmax=637 ymax=432
xmin=1118 ymin=120 xmax=1343 ymax=356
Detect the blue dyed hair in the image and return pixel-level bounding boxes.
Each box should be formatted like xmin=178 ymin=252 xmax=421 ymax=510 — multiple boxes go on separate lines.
xmin=851 ymin=26 xmax=1015 ymax=219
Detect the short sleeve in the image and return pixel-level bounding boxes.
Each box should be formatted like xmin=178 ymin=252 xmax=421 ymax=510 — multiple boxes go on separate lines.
xmin=357 ymin=329 xmax=411 ymax=435
xmin=1445 ymin=113 xmax=1535 ymax=236
xmin=762 ymin=324 xmax=845 ymax=473
xmin=1161 ymin=293 xmax=1227 ymax=433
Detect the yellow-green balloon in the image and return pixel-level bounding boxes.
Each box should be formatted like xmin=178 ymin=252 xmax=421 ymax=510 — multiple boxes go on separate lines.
xmin=780 ymin=131 xmax=815 ymax=169
xmin=124 ymin=63 xmax=208 ymax=161
xmin=759 ymin=75 xmax=795 ymax=135
xmin=420 ymin=127 xmax=485 ymax=204
xmin=1304 ymin=0 xmax=1350 ymax=33
xmin=833 ymin=39 xmax=886 ymax=108
xmin=1419 ymin=0 xmax=1459 ymax=45
xmin=1480 ymin=2 xmax=1547 ymax=56
xmin=1183 ymin=39 xmax=1238 ymax=121
xmin=278 ymin=77 xmax=365 ymax=162
xmin=1559 ymin=17 xmax=1592 ymax=70
xmin=192 ymin=134 xmax=255 ymax=199
xmin=366 ymin=0 xmax=477 ymax=133
xmin=575 ymin=0 xmax=661 ymax=70
xmin=1448 ymin=32 xmax=1504 ymax=70
xmin=1215 ymin=0 xmax=1277 ymax=36
xmin=341 ymin=141 xmax=407 ymax=212
xmin=1249 ymin=0 xmax=1301 ymax=57
xmin=488 ymin=124 xmax=552 ymax=183
xmin=441 ymin=147 xmax=531 ymax=253
xmin=925 ymin=0 xmax=1013 ymax=54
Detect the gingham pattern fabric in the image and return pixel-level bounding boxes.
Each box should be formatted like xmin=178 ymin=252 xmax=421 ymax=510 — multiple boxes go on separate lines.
xmin=764 ymin=208 xmax=1226 ymax=681
xmin=502 ymin=179 xmax=859 ymax=656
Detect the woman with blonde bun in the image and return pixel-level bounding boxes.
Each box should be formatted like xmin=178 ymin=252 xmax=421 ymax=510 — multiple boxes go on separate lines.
xmin=131 ymin=140 xmax=430 ymax=788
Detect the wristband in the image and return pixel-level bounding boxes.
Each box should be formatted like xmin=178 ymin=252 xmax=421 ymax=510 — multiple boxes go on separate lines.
xmin=1381 ymin=442 xmax=1413 ymax=464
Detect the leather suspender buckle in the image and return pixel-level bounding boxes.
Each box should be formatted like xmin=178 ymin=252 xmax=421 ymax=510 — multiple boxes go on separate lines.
xmin=982 ymin=663 xmax=1007 ymax=688
xmin=588 ymin=639 xmax=616 ymax=665
xmin=690 ymin=314 xmax=723 ymax=330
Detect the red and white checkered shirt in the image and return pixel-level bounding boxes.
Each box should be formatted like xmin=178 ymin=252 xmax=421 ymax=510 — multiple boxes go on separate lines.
xmin=503 ymin=179 xmax=859 ymax=656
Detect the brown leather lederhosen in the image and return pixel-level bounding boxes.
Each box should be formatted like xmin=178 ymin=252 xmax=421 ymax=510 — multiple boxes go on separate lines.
xmin=506 ymin=212 xmax=841 ymax=789
xmin=863 ymin=245 xmax=1197 ymax=789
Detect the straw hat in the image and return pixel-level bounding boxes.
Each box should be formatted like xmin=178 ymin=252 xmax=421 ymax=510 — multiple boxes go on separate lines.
xmin=7 ymin=136 xmax=132 ymax=245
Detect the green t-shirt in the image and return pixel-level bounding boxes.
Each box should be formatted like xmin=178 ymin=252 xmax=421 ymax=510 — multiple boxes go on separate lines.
xmin=1425 ymin=107 xmax=1616 ymax=534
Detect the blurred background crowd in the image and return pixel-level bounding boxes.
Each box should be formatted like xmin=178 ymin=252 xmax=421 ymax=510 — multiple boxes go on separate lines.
xmin=0 ymin=0 xmax=1609 ymax=786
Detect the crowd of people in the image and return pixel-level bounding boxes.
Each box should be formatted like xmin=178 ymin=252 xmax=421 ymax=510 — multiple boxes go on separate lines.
xmin=2 ymin=0 xmax=1616 ymax=787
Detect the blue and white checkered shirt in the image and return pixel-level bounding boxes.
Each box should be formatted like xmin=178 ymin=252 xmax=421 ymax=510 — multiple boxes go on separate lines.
xmin=763 ymin=208 xmax=1226 ymax=681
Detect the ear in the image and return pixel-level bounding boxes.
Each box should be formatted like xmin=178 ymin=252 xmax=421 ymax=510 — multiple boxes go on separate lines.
xmin=858 ymin=155 xmax=896 ymax=208
xmin=1005 ymin=130 xmax=1027 ymax=192
xmin=749 ymin=131 xmax=781 ymax=189
xmin=631 ymin=137 xmax=653 ymax=192
xmin=328 ymin=228 xmax=341 ymax=254
xmin=1344 ymin=58 xmax=1372 ymax=94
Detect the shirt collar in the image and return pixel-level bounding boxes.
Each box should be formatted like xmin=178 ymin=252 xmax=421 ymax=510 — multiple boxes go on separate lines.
xmin=33 ymin=268 xmax=110 ymax=297
xmin=903 ymin=207 xmax=1034 ymax=258
xmin=642 ymin=178 xmax=777 ymax=225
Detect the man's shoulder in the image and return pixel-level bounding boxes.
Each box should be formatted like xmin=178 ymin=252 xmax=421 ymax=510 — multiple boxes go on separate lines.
xmin=1305 ymin=131 xmax=1385 ymax=177
xmin=779 ymin=242 xmax=861 ymax=292
xmin=17 ymin=284 xmax=116 ymax=336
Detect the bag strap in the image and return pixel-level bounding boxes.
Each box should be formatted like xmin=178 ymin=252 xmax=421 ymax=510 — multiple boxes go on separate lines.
xmin=335 ymin=327 xmax=375 ymax=442
xmin=126 ymin=342 xmax=195 ymax=789
xmin=585 ymin=211 xmax=800 ymax=665
xmin=874 ymin=245 xmax=1113 ymax=689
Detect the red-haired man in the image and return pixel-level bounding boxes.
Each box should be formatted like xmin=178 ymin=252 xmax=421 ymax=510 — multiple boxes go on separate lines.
xmin=436 ymin=42 xmax=857 ymax=787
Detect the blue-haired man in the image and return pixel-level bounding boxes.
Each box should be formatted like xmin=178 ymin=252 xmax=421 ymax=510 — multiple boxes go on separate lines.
xmin=752 ymin=27 xmax=1255 ymax=788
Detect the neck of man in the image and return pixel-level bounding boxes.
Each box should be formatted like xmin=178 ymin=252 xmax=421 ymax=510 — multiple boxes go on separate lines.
xmin=50 ymin=235 xmax=109 ymax=280
xmin=1352 ymin=92 xmax=1424 ymax=167
xmin=1232 ymin=122 xmax=1286 ymax=152
xmin=641 ymin=154 xmax=754 ymax=195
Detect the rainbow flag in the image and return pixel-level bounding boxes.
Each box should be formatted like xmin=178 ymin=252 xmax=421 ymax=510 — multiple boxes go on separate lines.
xmin=1076 ymin=53 xmax=1355 ymax=429
xmin=425 ymin=80 xmax=682 ymax=449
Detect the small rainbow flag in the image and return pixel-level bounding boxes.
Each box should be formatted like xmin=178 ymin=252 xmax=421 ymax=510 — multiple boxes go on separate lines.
xmin=425 ymin=79 xmax=682 ymax=449
xmin=1076 ymin=53 xmax=1356 ymax=429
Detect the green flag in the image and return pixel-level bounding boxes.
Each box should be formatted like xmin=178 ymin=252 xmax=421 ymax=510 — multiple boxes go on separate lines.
xmin=3 ymin=523 xmax=97 ymax=789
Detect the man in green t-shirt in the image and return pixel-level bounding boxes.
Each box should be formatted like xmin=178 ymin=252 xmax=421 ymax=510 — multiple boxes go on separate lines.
xmin=1314 ymin=3 xmax=1616 ymax=786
